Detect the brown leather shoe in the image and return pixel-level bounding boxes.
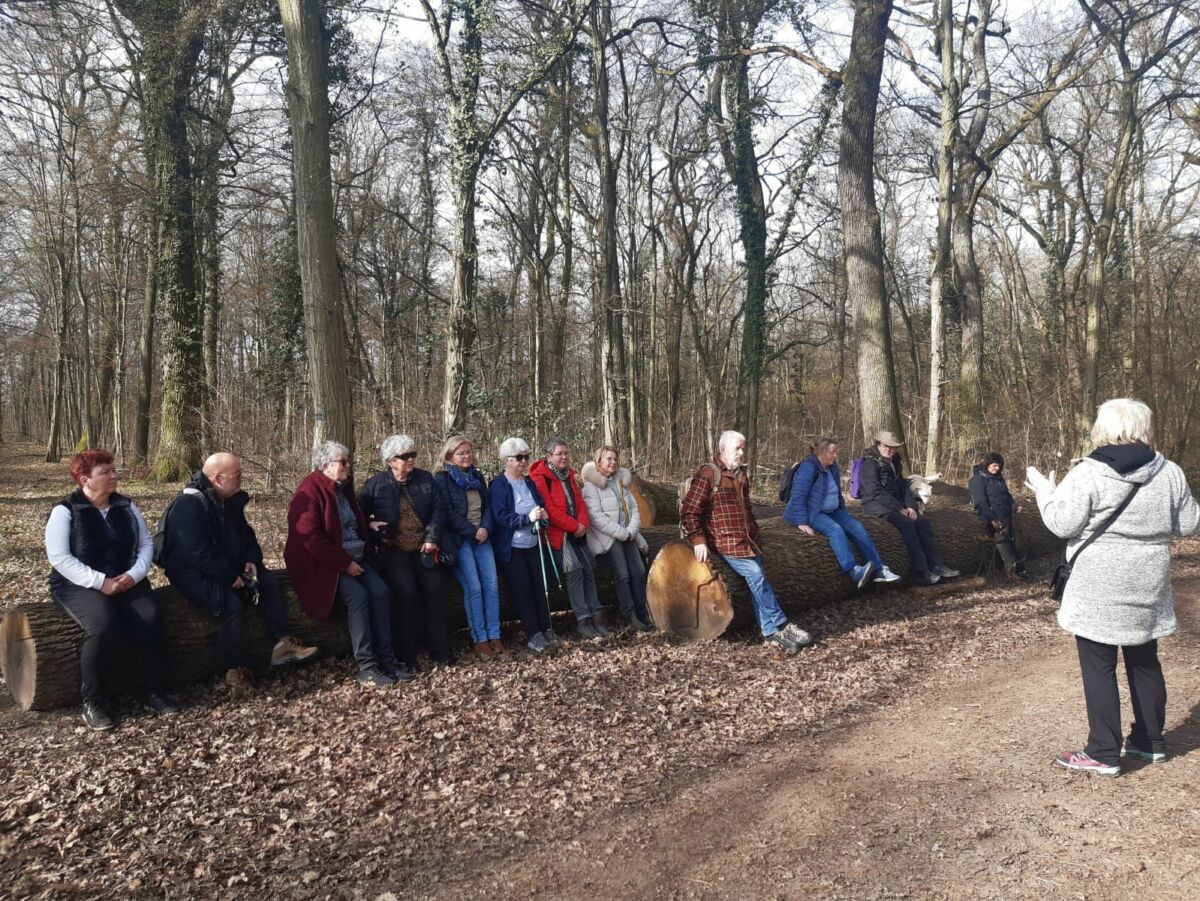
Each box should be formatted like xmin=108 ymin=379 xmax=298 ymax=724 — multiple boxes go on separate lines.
xmin=489 ymin=638 xmax=506 ymax=655
xmin=473 ymin=641 xmax=494 ymax=659
xmin=225 ymin=667 xmax=254 ymax=695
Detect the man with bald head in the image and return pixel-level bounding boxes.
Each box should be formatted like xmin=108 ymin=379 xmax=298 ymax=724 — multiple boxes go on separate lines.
xmin=161 ymin=452 xmax=317 ymax=690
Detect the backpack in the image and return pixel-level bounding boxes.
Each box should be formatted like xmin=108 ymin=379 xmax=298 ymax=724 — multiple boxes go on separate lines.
xmin=848 ymin=458 xmax=865 ymax=500
xmin=152 ymin=487 xmax=202 ymax=568
xmin=778 ymin=461 xmax=802 ymax=503
xmin=677 ymin=463 xmax=721 ymax=539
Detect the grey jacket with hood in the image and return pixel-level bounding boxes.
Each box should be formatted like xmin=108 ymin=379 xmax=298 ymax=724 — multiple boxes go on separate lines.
xmin=1033 ymin=447 xmax=1200 ymax=645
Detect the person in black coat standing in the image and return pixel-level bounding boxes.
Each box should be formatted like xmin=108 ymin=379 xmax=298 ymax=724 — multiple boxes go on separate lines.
xmin=162 ymin=453 xmax=318 ymax=690
xmin=359 ymin=434 xmax=452 ymax=669
xmin=858 ymin=431 xmax=960 ymax=585
xmin=968 ymin=452 xmax=1031 ymax=580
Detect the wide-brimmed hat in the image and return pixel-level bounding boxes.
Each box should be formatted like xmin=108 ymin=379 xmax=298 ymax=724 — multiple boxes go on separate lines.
xmin=874 ymin=430 xmax=904 ymax=448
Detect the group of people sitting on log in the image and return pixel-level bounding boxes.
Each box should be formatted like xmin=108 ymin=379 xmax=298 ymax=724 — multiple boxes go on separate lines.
xmin=43 ymin=425 xmax=1039 ymax=729
xmin=44 ymin=435 xmax=654 ymax=729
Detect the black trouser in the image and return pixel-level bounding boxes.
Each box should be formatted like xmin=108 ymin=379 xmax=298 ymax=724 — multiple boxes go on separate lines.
xmin=378 ymin=546 xmax=449 ymax=665
xmin=500 ymin=546 xmax=551 ymax=639
xmin=882 ymin=511 xmax=944 ymax=577
xmin=51 ymin=581 xmax=166 ymax=701
xmin=1077 ymin=635 xmax=1167 ymax=766
xmin=180 ymin=571 xmax=289 ymax=671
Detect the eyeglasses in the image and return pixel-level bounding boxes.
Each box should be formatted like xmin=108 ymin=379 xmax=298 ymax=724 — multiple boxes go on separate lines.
xmin=510 ymin=454 xmax=529 ymax=462
xmin=391 ymin=451 xmax=417 ymax=462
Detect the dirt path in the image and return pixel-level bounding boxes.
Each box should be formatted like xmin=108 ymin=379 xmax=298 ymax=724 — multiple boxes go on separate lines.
xmin=416 ymin=589 xmax=1200 ymax=900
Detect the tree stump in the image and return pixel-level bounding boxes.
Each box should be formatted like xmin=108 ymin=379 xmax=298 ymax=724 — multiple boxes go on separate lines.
xmin=1 ymin=572 xmax=350 ymax=712
xmin=646 ymin=508 xmax=1061 ymax=639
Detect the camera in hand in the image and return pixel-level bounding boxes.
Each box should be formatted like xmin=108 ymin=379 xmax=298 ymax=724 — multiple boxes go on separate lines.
xmin=240 ymin=574 xmax=260 ymax=606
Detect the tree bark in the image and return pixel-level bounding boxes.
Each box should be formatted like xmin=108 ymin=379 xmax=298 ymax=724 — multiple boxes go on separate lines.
xmin=277 ymin=0 xmax=356 ymax=453
xmin=840 ymin=0 xmax=902 ymax=442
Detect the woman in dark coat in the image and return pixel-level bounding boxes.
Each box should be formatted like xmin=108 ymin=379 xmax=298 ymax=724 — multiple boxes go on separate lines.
xmin=45 ymin=449 xmax=174 ymax=730
xmin=435 ymin=435 xmax=503 ymax=659
xmin=285 ymin=440 xmax=405 ymax=687
xmin=968 ymin=452 xmax=1031 ymax=580
xmin=359 ymin=434 xmax=452 ymax=668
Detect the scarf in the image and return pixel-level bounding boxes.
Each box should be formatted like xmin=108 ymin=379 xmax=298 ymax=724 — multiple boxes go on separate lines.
xmin=548 ymin=462 xmax=576 ymax=518
xmin=445 ymin=463 xmax=485 ymax=491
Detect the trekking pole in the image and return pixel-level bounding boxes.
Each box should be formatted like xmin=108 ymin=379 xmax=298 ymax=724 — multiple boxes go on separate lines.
xmin=533 ymin=520 xmax=550 ymax=597
xmin=542 ymin=520 xmax=563 ymax=591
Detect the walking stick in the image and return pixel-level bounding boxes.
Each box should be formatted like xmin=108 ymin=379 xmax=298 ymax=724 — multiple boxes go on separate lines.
xmin=533 ymin=520 xmax=550 ymax=597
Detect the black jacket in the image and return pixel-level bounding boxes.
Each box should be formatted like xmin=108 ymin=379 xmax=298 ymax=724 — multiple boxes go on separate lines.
xmin=434 ymin=466 xmax=496 ymax=547
xmin=858 ymin=445 xmax=920 ymax=517
xmin=968 ymin=466 xmax=1015 ymax=523
xmin=358 ymin=468 xmax=446 ymax=548
xmin=163 ymin=471 xmax=265 ymax=614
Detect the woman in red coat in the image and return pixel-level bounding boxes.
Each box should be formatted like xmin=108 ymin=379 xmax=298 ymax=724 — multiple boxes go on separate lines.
xmin=285 ymin=440 xmax=409 ymax=687
xmin=528 ymin=437 xmax=610 ymax=638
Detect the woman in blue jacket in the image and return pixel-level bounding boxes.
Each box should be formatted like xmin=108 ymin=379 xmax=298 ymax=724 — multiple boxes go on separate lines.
xmin=783 ymin=437 xmax=900 ymax=588
xmin=436 ymin=435 xmax=504 ymax=658
xmin=489 ymin=437 xmax=555 ymax=653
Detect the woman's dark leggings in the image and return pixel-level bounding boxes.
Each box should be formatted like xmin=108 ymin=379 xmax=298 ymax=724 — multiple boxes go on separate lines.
xmin=1076 ymin=635 xmax=1166 ymax=765
xmin=51 ymin=581 xmax=166 ymax=701
xmin=500 ymin=546 xmax=551 ymax=639
xmin=378 ymin=547 xmax=448 ymax=665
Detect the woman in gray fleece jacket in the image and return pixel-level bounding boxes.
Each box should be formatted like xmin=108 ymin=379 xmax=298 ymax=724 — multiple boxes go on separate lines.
xmin=1028 ymin=398 xmax=1200 ymax=776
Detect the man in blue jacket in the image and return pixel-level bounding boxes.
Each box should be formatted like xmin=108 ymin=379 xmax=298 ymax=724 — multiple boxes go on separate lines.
xmin=783 ymin=437 xmax=900 ymax=588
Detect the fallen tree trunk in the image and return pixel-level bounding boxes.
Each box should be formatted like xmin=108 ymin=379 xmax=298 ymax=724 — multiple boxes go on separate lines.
xmin=647 ymin=508 xmax=1060 ymax=640
xmin=1 ymin=572 xmax=351 ymax=712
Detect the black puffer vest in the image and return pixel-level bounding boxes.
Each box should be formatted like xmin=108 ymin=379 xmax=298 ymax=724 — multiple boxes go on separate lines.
xmin=48 ymin=489 xmax=138 ymax=590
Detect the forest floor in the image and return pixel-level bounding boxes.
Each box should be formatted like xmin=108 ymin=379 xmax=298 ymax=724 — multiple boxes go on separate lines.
xmin=2 ymin=444 xmax=1199 ymax=900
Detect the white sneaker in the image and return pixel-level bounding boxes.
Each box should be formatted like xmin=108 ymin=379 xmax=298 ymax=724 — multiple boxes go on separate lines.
xmin=872 ymin=565 xmax=901 ymax=583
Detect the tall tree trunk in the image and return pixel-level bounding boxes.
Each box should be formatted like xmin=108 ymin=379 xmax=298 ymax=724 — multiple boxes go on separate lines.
xmin=840 ymin=0 xmax=901 ymax=441
xmin=278 ymin=0 xmax=356 ymax=452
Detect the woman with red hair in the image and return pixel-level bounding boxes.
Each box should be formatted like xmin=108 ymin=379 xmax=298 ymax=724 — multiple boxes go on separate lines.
xmin=45 ymin=450 xmax=174 ymax=730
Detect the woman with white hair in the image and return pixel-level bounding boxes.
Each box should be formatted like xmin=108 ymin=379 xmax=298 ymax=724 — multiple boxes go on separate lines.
xmin=286 ymin=441 xmax=405 ymax=687
xmin=489 ymin=437 xmax=555 ymax=653
xmin=435 ymin=435 xmax=504 ymax=659
xmin=1028 ymin=398 xmax=1200 ymax=776
xmin=359 ymin=434 xmax=452 ymax=669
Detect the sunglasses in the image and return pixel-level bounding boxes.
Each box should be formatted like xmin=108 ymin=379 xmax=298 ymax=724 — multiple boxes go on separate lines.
xmin=510 ymin=454 xmax=530 ymax=462
xmin=392 ymin=451 xmax=418 ymax=462
xmin=330 ymin=459 xmax=351 ymax=467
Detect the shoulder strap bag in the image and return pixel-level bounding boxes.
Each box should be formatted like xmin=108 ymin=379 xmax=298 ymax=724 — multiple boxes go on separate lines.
xmin=1049 ymin=481 xmax=1142 ymax=601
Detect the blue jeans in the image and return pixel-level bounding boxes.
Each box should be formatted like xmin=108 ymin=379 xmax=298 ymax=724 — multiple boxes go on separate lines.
xmin=454 ymin=539 xmax=501 ymax=642
xmin=811 ymin=508 xmax=885 ymax=574
xmin=337 ymin=563 xmax=394 ymax=670
xmin=720 ymin=554 xmax=787 ymax=637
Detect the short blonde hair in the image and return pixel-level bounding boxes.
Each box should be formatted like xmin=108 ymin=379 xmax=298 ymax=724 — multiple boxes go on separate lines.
xmin=441 ymin=435 xmax=472 ymax=463
xmin=1091 ymin=398 xmax=1154 ymax=447
xmin=593 ymin=444 xmax=619 ymax=465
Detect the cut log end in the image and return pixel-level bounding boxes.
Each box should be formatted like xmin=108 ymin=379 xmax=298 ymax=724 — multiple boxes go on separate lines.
xmin=1 ymin=610 xmax=37 ymax=711
xmin=646 ymin=541 xmax=734 ymax=640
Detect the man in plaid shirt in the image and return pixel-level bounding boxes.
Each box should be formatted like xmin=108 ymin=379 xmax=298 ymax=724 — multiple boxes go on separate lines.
xmin=681 ymin=431 xmax=813 ymax=653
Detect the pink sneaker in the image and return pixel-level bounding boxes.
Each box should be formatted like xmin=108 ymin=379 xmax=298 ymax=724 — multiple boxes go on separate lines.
xmin=1120 ymin=740 xmax=1166 ymax=762
xmin=1055 ymin=750 xmax=1120 ymax=776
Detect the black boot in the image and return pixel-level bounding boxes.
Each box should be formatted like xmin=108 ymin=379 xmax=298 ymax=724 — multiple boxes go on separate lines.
xmin=81 ymin=699 xmax=116 ymax=731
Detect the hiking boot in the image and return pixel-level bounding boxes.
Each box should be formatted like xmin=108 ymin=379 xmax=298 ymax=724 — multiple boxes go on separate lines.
xmin=527 ymin=632 xmax=549 ymax=654
xmin=932 ymin=565 xmax=961 ymax=579
xmin=81 ymin=699 xmax=115 ymax=732
xmin=489 ymin=638 xmax=506 ymax=655
xmin=779 ymin=622 xmax=813 ymax=648
xmin=851 ymin=561 xmax=875 ymax=589
xmin=473 ymin=641 xmax=495 ymax=659
xmin=577 ymin=620 xmax=601 ymax=640
xmin=1055 ymin=749 xmax=1120 ymax=776
xmin=145 ymin=693 xmax=181 ymax=715
xmin=356 ymin=666 xmax=397 ymax=688
xmin=380 ymin=660 xmax=416 ymax=683
xmin=872 ymin=565 xmax=901 ymax=583
xmin=628 ymin=614 xmax=654 ymax=632
xmin=594 ymin=620 xmax=614 ymax=638
xmin=271 ymin=635 xmax=319 ymax=667
xmin=225 ymin=667 xmax=255 ymax=694
xmin=1121 ymin=740 xmax=1166 ymax=762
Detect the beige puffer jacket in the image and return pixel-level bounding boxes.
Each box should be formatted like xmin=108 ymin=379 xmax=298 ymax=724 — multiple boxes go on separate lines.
xmin=580 ymin=462 xmax=648 ymax=557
